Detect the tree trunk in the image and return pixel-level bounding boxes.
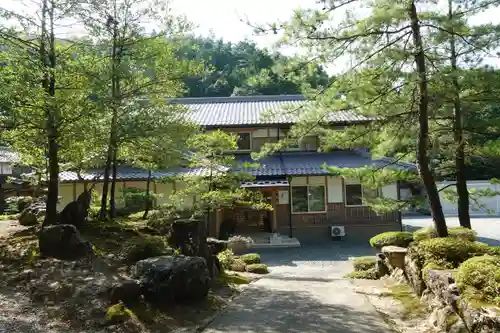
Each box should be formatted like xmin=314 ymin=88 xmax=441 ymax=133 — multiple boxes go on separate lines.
xmin=448 ymin=0 xmax=471 ymax=229
xmin=109 ymin=147 xmax=117 ymax=218
xmin=143 ymin=169 xmax=152 ymax=219
xmin=408 ymin=0 xmax=448 ymax=237
xmin=99 ymin=139 xmax=113 ymax=220
xmin=43 ymin=0 xmax=59 ymax=227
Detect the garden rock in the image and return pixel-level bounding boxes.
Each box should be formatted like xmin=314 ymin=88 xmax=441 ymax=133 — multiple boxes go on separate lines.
xmin=38 ymin=224 xmax=93 ymax=260
xmin=207 ymin=237 xmax=228 ymax=254
xmin=382 ymin=246 xmax=407 ymax=270
xmin=404 ymin=255 xmax=425 ymax=296
xmin=426 ymin=269 xmax=456 ymax=302
xmin=133 ymin=255 xmax=210 ymax=305
xmin=19 ymin=202 xmax=45 ymax=226
xmin=109 ymin=280 xmax=142 ymax=305
xmin=375 ymin=253 xmax=389 ymax=277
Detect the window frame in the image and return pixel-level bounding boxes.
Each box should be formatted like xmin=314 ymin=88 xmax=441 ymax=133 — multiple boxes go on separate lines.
xmin=280 ymin=129 xmax=301 ymax=151
xmin=344 ymin=182 xmax=379 ymax=207
xmin=291 ymin=184 xmax=327 ymax=214
xmin=235 ymin=131 xmax=252 ymax=151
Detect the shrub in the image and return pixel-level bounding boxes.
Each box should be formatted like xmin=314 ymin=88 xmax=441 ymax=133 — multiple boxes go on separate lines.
xmin=122 ymin=187 xmax=157 ymax=214
xmin=369 ymin=231 xmax=413 ymax=249
xmin=5 ymin=196 xmax=33 ymax=213
xmin=121 ymin=235 xmax=171 ymax=263
xmin=414 ymin=238 xmax=490 ymax=267
xmin=217 ymin=249 xmax=235 ymax=270
xmin=88 ymin=205 xmax=101 ymax=220
xmin=344 ymin=268 xmax=378 ymax=280
xmin=353 ymin=256 xmax=376 ymax=271
xmin=240 ymin=253 xmax=261 ymax=265
xmin=246 ymin=263 xmax=269 ymax=274
xmin=106 ymin=303 xmax=135 ymax=324
xmin=413 ymin=226 xmax=477 ymax=242
xmin=455 ymin=255 xmax=500 ymax=306
xmin=228 ymin=235 xmax=254 ymax=245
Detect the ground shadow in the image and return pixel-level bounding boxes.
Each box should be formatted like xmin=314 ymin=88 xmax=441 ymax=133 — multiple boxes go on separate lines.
xmin=205 ymin=283 xmax=389 ymax=333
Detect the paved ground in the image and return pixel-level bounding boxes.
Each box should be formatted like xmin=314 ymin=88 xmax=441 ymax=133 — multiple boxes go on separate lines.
xmin=403 ymin=216 xmax=500 ymax=245
xmin=204 ymin=244 xmax=393 ymax=333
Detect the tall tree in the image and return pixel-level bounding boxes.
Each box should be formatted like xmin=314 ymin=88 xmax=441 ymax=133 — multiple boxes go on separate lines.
xmin=253 ymin=0 xmax=451 ymax=235
xmin=0 ymin=1 xmax=98 ymax=225
xmin=77 ymin=0 xmax=201 ymax=219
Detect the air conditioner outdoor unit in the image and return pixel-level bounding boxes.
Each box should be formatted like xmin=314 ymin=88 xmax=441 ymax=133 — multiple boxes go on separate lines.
xmin=330 ymin=225 xmax=346 ymax=239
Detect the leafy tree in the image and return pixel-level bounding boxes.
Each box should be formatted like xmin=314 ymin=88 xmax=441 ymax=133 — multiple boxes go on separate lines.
xmin=76 ymin=0 xmax=203 ymax=219
xmin=0 ymin=0 xmax=101 ymax=225
xmin=169 ymin=130 xmax=270 ymax=225
xmin=176 ymin=35 xmax=330 ymax=97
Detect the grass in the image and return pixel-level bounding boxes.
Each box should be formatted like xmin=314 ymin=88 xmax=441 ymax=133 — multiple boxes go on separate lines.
xmin=353 ymin=256 xmax=376 ymax=271
xmin=344 ymin=268 xmax=378 ymax=280
xmin=386 ymin=284 xmax=427 ymax=319
xmin=0 ymin=214 xmax=19 ymax=221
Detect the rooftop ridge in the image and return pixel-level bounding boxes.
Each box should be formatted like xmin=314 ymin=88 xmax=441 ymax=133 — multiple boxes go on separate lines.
xmin=168 ymin=94 xmax=306 ymax=105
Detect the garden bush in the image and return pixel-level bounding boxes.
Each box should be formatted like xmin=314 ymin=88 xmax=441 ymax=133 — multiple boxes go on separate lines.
xmin=369 ymin=231 xmax=413 ymax=249
xmin=413 ymin=226 xmax=477 ymax=242
xmin=246 ymin=263 xmax=269 ymax=274
xmin=121 ymin=235 xmax=171 ymax=263
xmin=239 ymin=253 xmax=261 ymax=265
xmin=217 ymin=249 xmax=235 ymax=270
xmin=353 ymin=256 xmax=376 ymax=271
xmin=344 ymin=268 xmax=378 ymax=280
xmin=413 ymin=237 xmax=490 ymax=267
xmin=5 ymin=196 xmax=33 ymax=213
xmin=455 ymin=255 xmax=500 ymax=306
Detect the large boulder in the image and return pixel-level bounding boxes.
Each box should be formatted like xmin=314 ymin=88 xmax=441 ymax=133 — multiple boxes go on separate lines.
xmin=382 ymin=245 xmax=407 ymax=270
xmin=133 ymin=255 xmax=210 ymax=305
xmin=19 ymin=201 xmax=46 ymax=226
xmin=206 ymin=237 xmax=228 ymax=255
xmin=109 ymin=280 xmax=142 ymax=306
xmin=38 ymin=224 xmax=93 ymax=260
xmin=405 ymin=255 xmax=425 ymax=296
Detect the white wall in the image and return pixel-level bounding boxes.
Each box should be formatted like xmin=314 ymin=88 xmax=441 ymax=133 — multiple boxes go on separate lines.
xmin=437 ymin=181 xmax=500 ymax=216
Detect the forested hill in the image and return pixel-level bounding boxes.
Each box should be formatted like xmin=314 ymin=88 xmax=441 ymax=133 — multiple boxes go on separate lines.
xmin=175 ymin=35 xmax=331 ymax=97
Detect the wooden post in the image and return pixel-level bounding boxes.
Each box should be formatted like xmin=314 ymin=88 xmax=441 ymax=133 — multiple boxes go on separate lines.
xmin=272 ymin=190 xmax=278 ymax=232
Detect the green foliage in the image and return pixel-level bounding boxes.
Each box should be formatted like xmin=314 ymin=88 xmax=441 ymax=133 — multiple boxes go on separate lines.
xmin=177 ymin=36 xmax=330 ymax=97
xmin=245 ymin=263 xmax=269 ymax=274
xmin=106 ymin=303 xmax=135 ymax=324
xmin=456 ymin=255 xmax=500 ymax=306
xmin=239 ymin=253 xmax=261 ymax=265
xmin=413 ymin=238 xmax=491 ymax=268
xmin=5 ymin=196 xmax=33 ymax=214
xmin=88 ymin=206 xmax=101 ymax=221
xmin=387 ymin=284 xmax=427 ymax=319
xmin=121 ymin=235 xmax=171 ymax=264
xmin=230 ymin=258 xmax=247 ymax=272
xmin=353 ymin=256 xmax=376 ymax=272
xmin=414 ymin=227 xmax=477 ymax=243
xmin=122 ymin=188 xmax=157 ymax=214
xmin=344 ymin=268 xmax=378 ymax=280
xmin=369 ymin=232 xmax=413 ymax=249
xmin=217 ymin=249 xmax=235 ymax=270
xmin=216 ymin=272 xmax=250 ymax=285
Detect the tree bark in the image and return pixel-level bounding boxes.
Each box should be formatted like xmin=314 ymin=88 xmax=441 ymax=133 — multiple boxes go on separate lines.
xmin=408 ymin=0 xmax=448 ymax=237
xmin=448 ymin=0 xmax=471 ymax=229
xmin=109 ymin=146 xmax=117 ymax=218
xmin=143 ymin=169 xmax=152 ymax=219
xmin=43 ymin=0 xmax=59 ymax=227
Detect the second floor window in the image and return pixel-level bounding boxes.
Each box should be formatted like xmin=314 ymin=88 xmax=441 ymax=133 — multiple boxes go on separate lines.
xmin=237 ymin=132 xmax=251 ymax=150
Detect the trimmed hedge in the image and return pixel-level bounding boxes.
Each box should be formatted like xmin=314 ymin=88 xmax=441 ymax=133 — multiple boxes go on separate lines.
xmin=353 ymin=256 xmax=376 ymax=271
xmin=413 ymin=238 xmax=490 ymax=267
xmin=344 ymin=268 xmax=378 ymax=280
xmin=246 ymin=263 xmax=269 ymax=274
xmin=413 ymin=226 xmax=477 ymax=243
xmin=456 ymin=255 xmax=500 ymax=306
xmin=240 ymin=253 xmax=261 ymax=265
xmin=121 ymin=236 xmax=171 ymax=263
xmin=369 ymin=231 xmax=413 ymax=249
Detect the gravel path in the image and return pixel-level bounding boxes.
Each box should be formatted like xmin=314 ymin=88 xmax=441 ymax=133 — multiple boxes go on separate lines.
xmin=204 ymin=244 xmax=393 ymax=333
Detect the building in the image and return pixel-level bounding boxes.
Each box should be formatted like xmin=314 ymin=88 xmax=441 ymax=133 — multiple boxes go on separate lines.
xmin=58 ymin=95 xmax=415 ymax=241
xmin=0 ymin=146 xmax=21 ymax=212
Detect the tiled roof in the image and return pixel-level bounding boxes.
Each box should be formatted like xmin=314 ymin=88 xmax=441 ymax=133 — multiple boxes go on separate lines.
xmin=169 ymin=95 xmax=370 ymax=127
xmin=60 ymin=151 xmax=415 ymax=182
xmin=0 ymin=147 xmax=20 ymax=163
xmin=59 ymin=166 xmax=209 ymax=183
xmin=235 ymin=151 xmax=416 ymax=177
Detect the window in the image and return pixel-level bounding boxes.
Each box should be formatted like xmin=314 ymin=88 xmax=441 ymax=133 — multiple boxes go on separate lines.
xmin=292 ymin=185 xmax=326 ymax=213
xmin=345 ymin=183 xmax=379 ymax=206
xmin=281 ymin=129 xmax=300 ymax=150
xmin=237 ymin=132 xmax=251 ymax=150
